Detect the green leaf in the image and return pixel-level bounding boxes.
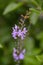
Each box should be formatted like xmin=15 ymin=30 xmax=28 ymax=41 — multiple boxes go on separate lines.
xmin=31 ymin=48 xmax=41 ymax=55
xmin=0 ymin=44 xmax=3 ymax=48
xmin=29 ymin=8 xmax=40 ymax=14
xmin=24 ymin=55 xmax=41 ymax=65
xmin=30 ymin=12 xmax=39 ymax=25
xmin=38 ymin=54 xmax=43 ymax=62
xmin=29 ymin=8 xmax=40 ymax=25
xmin=3 ymin=2 xmax=23 ymax=15
xmin=2 ymin=56 xmax=10 ymax=65
xmin=36 ymin=32 xmax=43 ymax=49
xmin=40 ymin=40 xmax=43 ymax=49
xmin=36 ymin=32 xmax=43 ymax=40
xmin=24 ymin=37 xmax=34 ymax=52
xmin=35 ymin=54 xmax=43 ymax=63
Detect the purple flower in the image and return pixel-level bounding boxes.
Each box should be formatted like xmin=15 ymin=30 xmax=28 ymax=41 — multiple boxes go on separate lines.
xmin=18 ymin=29 xmax=22 ymax=37
xmin=19 ymin=53 xmax=24 ymax=60
xmin=12 ymin=24 xmax=27 ymax=40
xmin=12 ymin=25 xmax=19 ymax=39
xmin=19 ymin=49 xmax=25 ymax=60
xmin=13 ymin=48 xmax=26 ymax=61
xmin=20 ymin=28 xmax=27 ymax=40
xmin=13 ymin=48 xmax=19 ymax=61
xmin=22 ymin=28 xmax=27 ymax=34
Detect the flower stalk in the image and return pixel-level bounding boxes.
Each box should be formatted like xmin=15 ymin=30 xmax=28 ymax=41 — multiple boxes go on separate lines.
xmin=12 ymin=11 xmax=30 ymax=65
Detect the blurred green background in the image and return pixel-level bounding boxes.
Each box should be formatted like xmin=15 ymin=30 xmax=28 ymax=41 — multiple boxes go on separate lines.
xmin=0 ymin=0 xmax=43 ymax=65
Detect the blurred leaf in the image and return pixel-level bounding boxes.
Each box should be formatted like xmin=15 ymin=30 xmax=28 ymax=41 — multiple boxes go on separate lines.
xmin=0 ymin=44 xmax=3 ymax=48
xmin=0 ymin=27 xmax=11 ymax=44
xmin=29 ymin=8 xmax=40 ymax=25
xmin=36 ymin=32 xmax=43 ymax=40
xmin=0 ymin=34 xmax=11 ymax=43
xmin=24 ymin=55 xmax=41 ymax=65
xmin=29 ymin=8 xmax=40 ymax=14
xmin=40 ymin=40 xmax=43 ymax=49
xmin=24 ymin=37 xmax=34 ymax=52
xmin=3 ymin=2 xmax=24 ymax=15
xmin=38 ymin=54 xmax=43 ymax=62
xmin=2 ymin=56 xmax=10 ymax=65
xmin=31 ymin=48 xmax=41 ymax=55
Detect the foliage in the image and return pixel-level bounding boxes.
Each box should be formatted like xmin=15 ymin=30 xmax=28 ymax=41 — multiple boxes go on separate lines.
xmin=0 ymin=0 xmax=43 ymax=65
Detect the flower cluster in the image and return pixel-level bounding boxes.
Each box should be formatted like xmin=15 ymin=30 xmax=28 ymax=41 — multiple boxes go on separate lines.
xmin=12 ymin=25 xmax=27 ymax=40
xmin=13 ymin=48 xmax=25 ymax=61
xmin=12 ymin=12 xmax=29 ymax=64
